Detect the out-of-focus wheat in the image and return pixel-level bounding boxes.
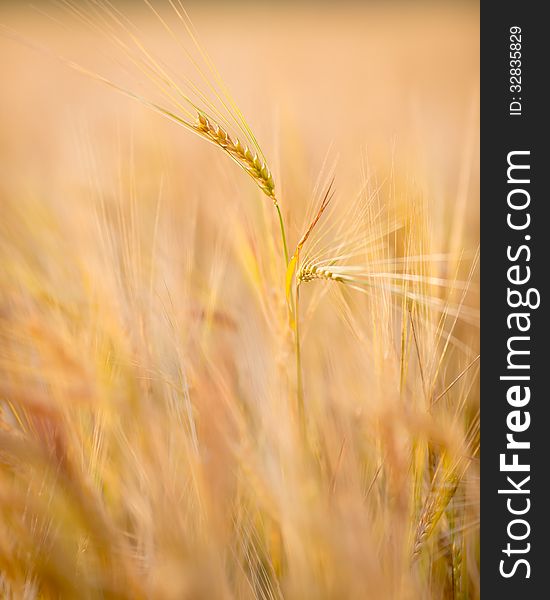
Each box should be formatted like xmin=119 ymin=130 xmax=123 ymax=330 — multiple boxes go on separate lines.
xmin=0 ymin=1 xmax=480 ymax=598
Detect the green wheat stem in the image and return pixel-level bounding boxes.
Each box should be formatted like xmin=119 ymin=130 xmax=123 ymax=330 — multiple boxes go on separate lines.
xmin=275 ymin=202 xmax=289 ymax=266
xmin=295 ymin=284 xmax=305 ymax=431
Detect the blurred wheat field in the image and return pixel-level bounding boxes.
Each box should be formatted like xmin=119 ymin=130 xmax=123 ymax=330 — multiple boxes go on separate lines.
xmin=0 ymin=1 xmax=479 ymax=599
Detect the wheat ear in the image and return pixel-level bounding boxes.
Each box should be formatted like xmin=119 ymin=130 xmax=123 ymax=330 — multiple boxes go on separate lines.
xmin=195 ymin=113 xmax=276 ymax=201
xmin=411 ymin=463 xmax=462 ymax=561
xmin=298 ymin=264 xmax=344 ymax=283
xmin=451 ymin=531 xmax=464 ymax=599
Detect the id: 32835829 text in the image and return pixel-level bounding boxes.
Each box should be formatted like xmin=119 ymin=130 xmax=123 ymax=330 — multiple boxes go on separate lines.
xmin=509 ymin=26 xmax=523 ymax=116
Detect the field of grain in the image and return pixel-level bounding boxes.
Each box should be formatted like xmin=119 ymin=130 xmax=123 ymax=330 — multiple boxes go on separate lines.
xmin=0 ymin=2 xmax=479 ymax=598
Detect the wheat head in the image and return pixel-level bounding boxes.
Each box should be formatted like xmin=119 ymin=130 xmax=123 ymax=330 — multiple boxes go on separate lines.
xmin=411 ymin=462 xmax=462 ymax=562
xmin=195 ymin=113 xmax=276 ymax=202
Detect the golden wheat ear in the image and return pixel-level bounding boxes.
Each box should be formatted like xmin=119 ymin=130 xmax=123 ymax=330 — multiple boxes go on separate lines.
xmin=195 ymin=113 xmax=275 ymax=201
xmin=411 ymin=449 xmax=475 ymax=563
xmin=17 ymin=1 xmax=279 ymax=205
xmin=294 ymin=193 xmax=479 ymax=329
